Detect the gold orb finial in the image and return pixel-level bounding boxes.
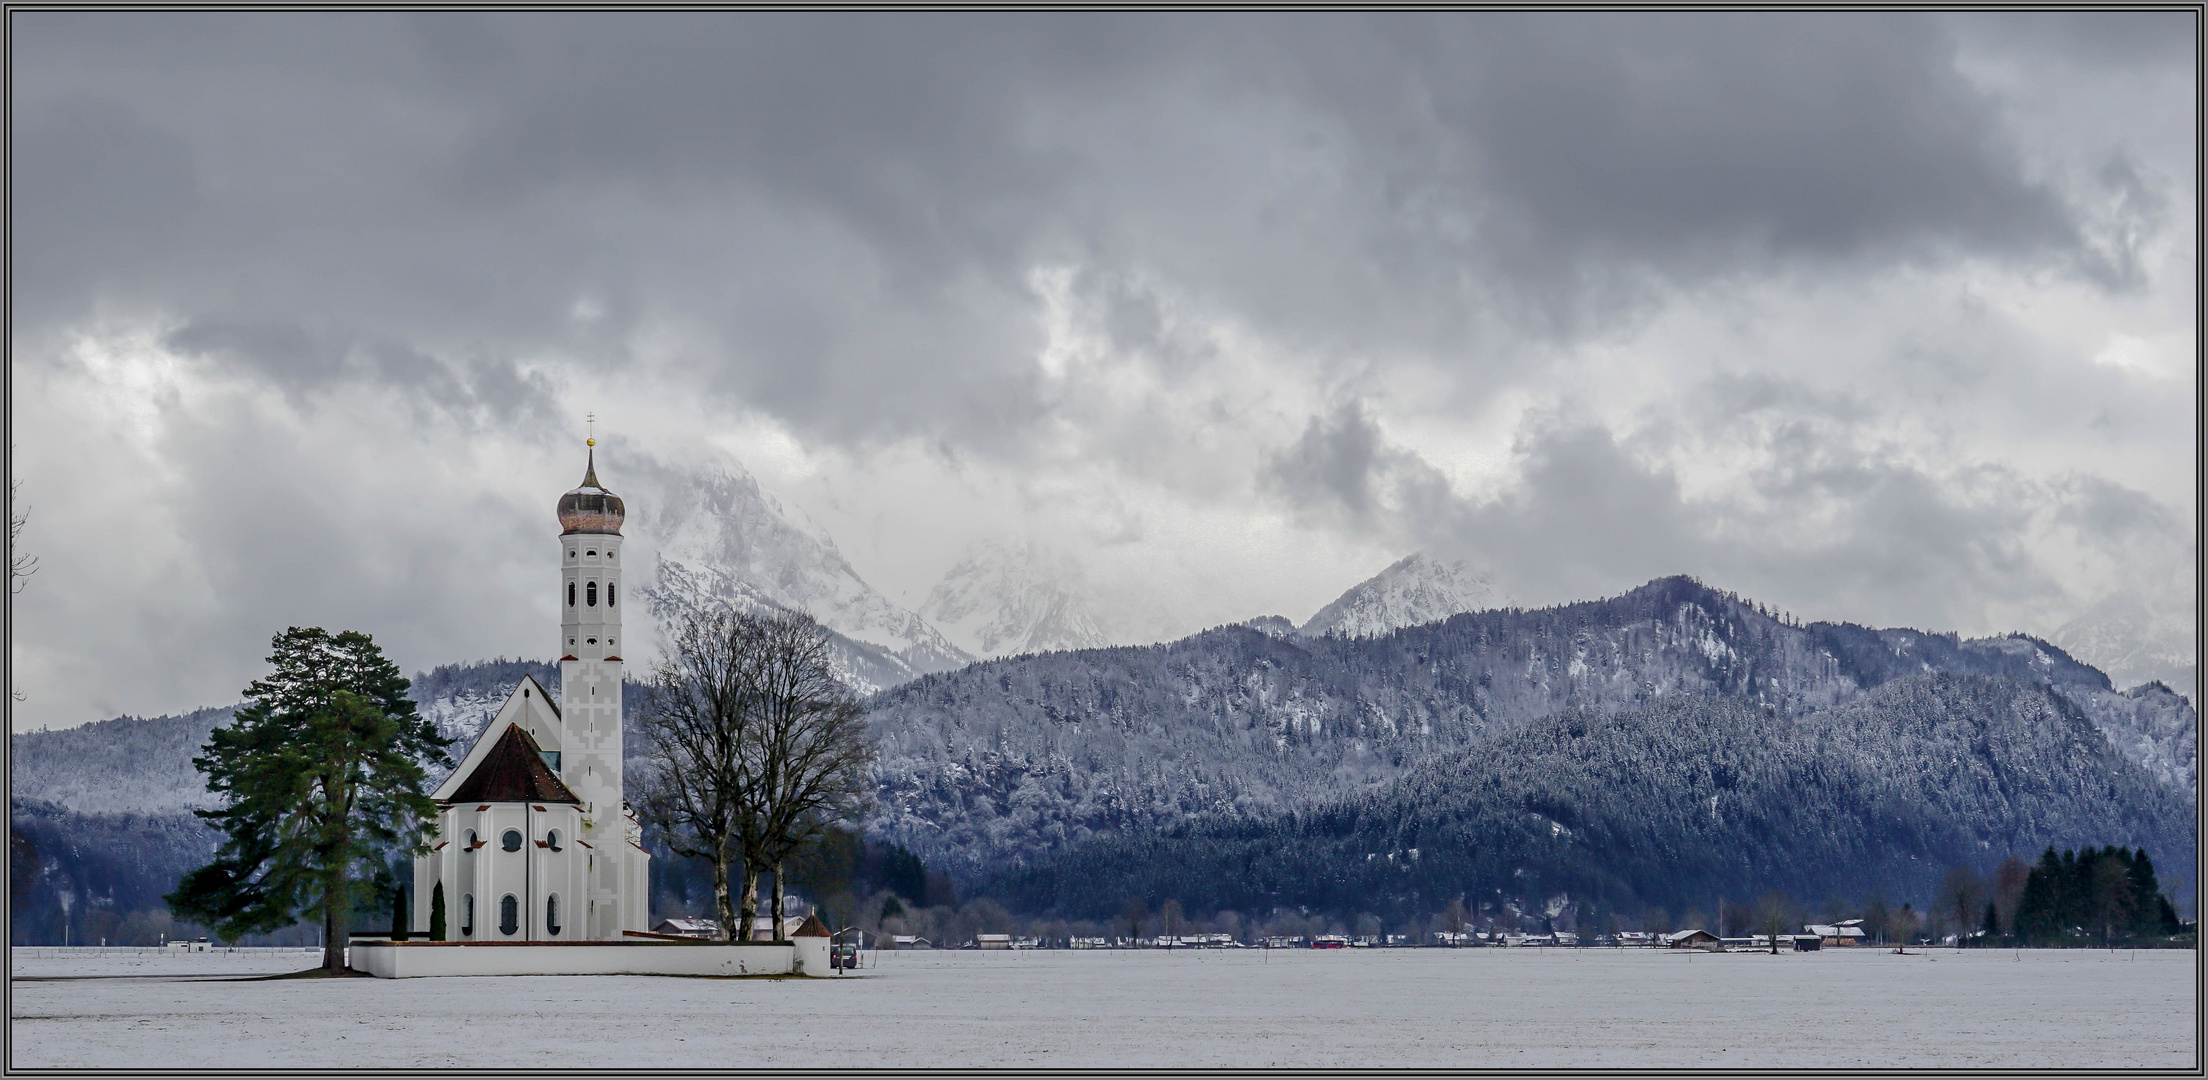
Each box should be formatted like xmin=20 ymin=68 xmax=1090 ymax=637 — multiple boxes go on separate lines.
xmin=587 ymin=438 xmax=595 ymax=447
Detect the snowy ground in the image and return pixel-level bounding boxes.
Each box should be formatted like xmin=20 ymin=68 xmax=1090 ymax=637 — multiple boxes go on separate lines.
xmin=10 ymin=946 xmax=2197 ymax=1069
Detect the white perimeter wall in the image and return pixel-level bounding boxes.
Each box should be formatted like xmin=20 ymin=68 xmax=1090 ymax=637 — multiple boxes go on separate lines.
xmin=348 ymin=942 xmax=812 ymax=979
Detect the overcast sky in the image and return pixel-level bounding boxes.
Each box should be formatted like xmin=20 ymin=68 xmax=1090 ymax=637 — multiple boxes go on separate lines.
xmin=10 ymin=12 xmax=2197 ymax=730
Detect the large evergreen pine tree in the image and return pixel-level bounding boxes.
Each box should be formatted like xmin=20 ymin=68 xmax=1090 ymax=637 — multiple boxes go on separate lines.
xmin=167 ymin=627 xmax=451 ymax=974
xmin=2125 ymin=849 xmax=2162 ymax=934
xmin=2013 ymin=848 xmax=2063 ymax=945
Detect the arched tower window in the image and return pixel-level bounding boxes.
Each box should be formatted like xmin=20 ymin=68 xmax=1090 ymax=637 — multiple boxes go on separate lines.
xmin=461 ymin=894 xmax=475 ymax=937
xmin=586 ymin=581 xmax=598 ymax=607
xmin=547 ymin=895 xmax=563 ymax=937
xmin=609 ymin=583 xmax=617 ymax=607
xmin=499 ymin=894 xmax=519 ymax=936
xmin=568 ymin=582 xmax=575 ymax=607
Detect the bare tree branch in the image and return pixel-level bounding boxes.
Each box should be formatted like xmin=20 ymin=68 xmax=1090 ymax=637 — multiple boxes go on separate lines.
xmin=10 ymin=459 xmax=35 ymax=701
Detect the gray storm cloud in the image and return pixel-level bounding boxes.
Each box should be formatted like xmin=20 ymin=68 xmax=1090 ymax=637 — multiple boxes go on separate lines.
xmin=7 ymin=11 xmax=2195 ymax=728
xmin=1261 ymin=391 xmax=2188 ymax=640
xmin=11 ymin=12 xmax=2164 ymax=440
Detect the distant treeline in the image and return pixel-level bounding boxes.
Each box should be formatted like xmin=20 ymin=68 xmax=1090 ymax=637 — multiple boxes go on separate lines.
xmin=1998 ymin=846 xmax=2184 ymax=947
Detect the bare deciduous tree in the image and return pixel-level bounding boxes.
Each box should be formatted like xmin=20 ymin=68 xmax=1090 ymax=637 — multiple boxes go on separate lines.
xmin=1937 ymin=865 xmax=1988 ymax=947
xmin=1989 ymin=854 xmax=2030 ymax=937
xmin=10 ymin=467 xmax=35 ymax=594
xmin=636 ymin=608 xmax=876 ymax=943
xmin=633 ymin=609 xmax=767 ymax=941
xmin=1757 ymin=891 xmax=1790 ymax=954
xmin=1889 ymin=903 xmax=1917 ymax=953
xmin=10 ymin=463 xmax=36 ymax=702
xmin=742 ymin=610 xmax=875 ymax=943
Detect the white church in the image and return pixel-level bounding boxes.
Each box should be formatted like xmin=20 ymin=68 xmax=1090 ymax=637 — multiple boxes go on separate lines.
xmin=410 ymin=441 xmax=651 ymax=942
xmin=357 ymin=443 xmax=829 ymax=977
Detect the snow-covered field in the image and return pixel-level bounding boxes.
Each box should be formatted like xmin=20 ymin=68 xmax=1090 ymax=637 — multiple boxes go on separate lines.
xmin=10 ymin=946 xmax=2197 ymax=1069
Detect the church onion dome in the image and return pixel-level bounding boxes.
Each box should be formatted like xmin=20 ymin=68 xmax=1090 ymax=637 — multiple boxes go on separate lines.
xmin=557 ymin=445 xmax=624 ymax=536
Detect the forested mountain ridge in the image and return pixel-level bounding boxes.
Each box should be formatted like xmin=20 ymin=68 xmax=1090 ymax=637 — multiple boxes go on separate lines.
xmin=10 ymin=573 xmax=2193 ymax=928
xmin=9 ymin=706 xmax=237 ymax=815
xmin=983 ymin=673 xmax=2197 ymax=921
xmin=866 ymin=575 xmax=2195 ymax=878
xmin=10 ymin=659 xmax=649 ymax=817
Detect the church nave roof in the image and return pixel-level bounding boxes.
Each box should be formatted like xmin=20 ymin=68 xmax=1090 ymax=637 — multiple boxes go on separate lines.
xmin=441 ymin=723 xmax=583 ymax=806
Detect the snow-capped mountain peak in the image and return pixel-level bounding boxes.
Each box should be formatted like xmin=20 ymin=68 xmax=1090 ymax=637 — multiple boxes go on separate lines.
xmin=2051 ymin=591 xmax=2198 ymax=701
xmin=919 ymin=538 xmax=1113 ymax=658
xmin=625 ymin=457 xmax=973 ymax=682
xmin=1299 ymin=552 xmax=1504 ymax=638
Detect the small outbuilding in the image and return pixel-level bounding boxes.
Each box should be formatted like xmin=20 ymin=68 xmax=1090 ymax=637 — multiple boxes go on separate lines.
xmin=651 ymin=918 xmax=720 ymax=939
xmin=1803 ymin=924 xmax=1866 ymax=946
xmin=1665 ymin=928 xmax=1721 ymax=949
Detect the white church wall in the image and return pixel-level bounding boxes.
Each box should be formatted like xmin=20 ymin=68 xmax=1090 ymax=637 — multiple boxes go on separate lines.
xmin=417 ymin=801 xmax=587 ymax=941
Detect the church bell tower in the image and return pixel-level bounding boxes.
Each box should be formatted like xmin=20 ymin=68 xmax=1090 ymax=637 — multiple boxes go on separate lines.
xmin=553 ymin=432 xmax=646 ymax=938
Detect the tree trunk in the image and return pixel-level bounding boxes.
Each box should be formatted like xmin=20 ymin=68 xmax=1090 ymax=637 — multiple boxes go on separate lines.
xmin=711 ymin=846 xmax=735 ymax=942
xmin=323 ymin=886 xmax=348 ymax=975
xmin=772 ymin=861 xmax=786 ymax=942
xmin=737 ymin=866 xmax=759 ymax=943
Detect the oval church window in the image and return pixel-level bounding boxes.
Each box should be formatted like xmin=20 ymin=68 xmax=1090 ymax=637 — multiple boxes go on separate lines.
xmin=546 ymin=829 xmax=562 ymax=852
xmin=499 ymin=894 xmax=519 ymax=936
xmin=501 ymin=829 xmax=523 ymax=852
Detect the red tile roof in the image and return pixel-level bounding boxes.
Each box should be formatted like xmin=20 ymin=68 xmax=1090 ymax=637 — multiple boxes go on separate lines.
xmin=442 ymin=725 xmax=581 ymax=806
